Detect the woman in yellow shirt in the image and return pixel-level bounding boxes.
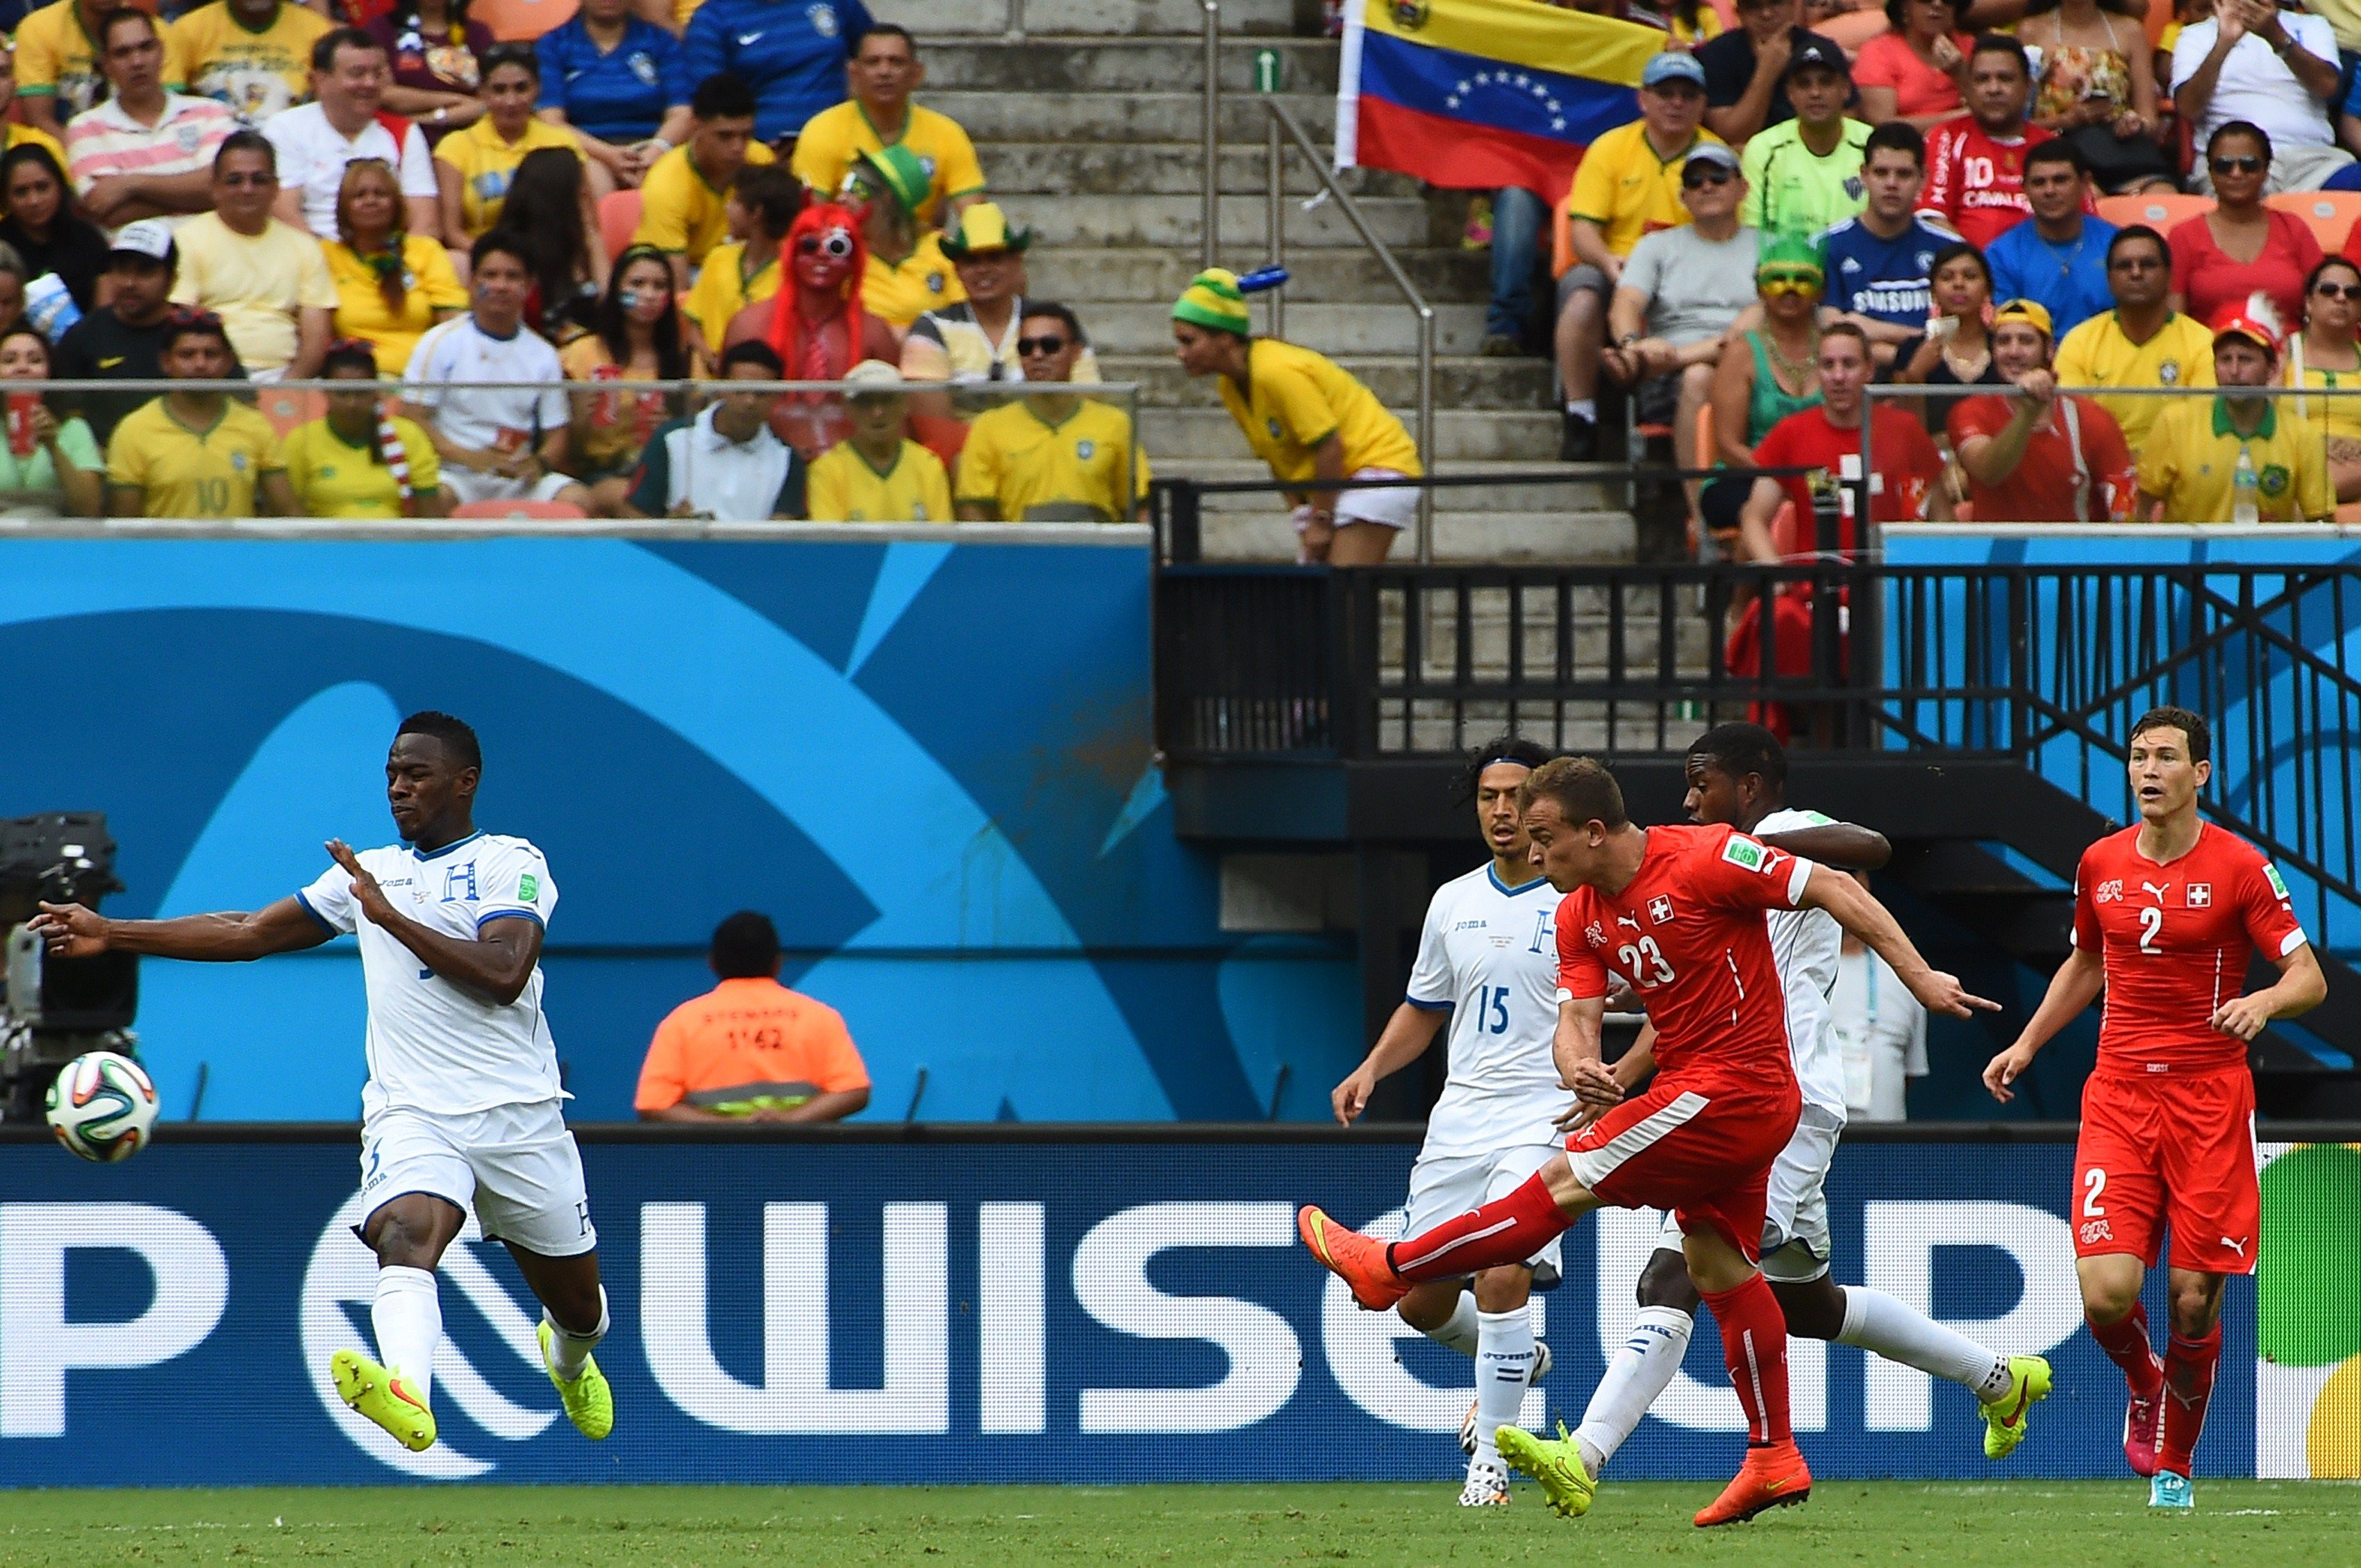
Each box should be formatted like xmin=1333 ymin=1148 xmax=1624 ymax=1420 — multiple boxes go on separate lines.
xmin=435 ymin=44 xmax=585 ymax=242
xmin=2287 ymin=255 xmax=2361 ymax=503
xmin=1171 ymin=267 xmax=1422 ymax=565
xmin=324 ymin=159 xmax=467 ymax=376
xmin=281 ymin=340 xmax=447 ymax=517
xmin=561 ymin=244 xmax=687 ymax=513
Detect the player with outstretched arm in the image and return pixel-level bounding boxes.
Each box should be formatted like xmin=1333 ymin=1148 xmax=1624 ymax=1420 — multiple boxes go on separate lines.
xmin=1983 ymin=706 xmax=2326 ymax=1510
xmin=1299 ymin=757 xmax=1996 ymax=1528
xmin=29 ymin=712 xmax=615 ymax=1458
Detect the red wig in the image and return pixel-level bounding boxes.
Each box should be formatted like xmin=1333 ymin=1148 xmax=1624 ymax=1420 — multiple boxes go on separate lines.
xmin=767 ymin=201 xmax=867 ymax=382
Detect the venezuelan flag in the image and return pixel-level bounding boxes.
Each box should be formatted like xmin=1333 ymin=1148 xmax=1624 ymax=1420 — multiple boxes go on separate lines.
xmin=1337 ymin=0 xmax=1669 ymax=202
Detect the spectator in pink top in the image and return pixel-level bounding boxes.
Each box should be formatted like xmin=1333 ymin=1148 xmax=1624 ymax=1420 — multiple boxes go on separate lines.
xmin=65 ymin=10 xmax=236 ymax=232
xmin=2169 ymin=119 xmax=2322 ymax=328
xmin=1856 ymin=0 xmax=1976 ymax=129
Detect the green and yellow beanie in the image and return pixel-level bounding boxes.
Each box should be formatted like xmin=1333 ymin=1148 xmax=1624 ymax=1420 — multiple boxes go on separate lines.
xmin=1173 ymin=268 xmax=1253 ymax=335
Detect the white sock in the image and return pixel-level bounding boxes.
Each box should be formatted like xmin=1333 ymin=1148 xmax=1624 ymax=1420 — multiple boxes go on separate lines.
xmin=1472 ymin=1308 xmax=1536 ymax=1469
xmin=1564 ymin=398 xmax=1596 ymax=421
xmin=543 ymin=1287 xmax=610 ymax=1381
xmin=371 ymin=1265 xmax=442 ymax=1407
xmin=1572 ymin=1305 xmax=1693 ymax=1476
xmin=1839 ymin=1286 xmax=2012 ymax=1401
xmin=1420 ymin=1290 xmax=1481 ymax=1358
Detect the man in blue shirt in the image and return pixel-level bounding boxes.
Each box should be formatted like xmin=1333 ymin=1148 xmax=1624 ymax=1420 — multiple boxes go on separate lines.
xmin=1817 ymin=122 xmax=1955 ymax=373
xmin=683 ymin=0 xmax=872 ymax=148
xmin=1985 ymin=141 xmax=2117 ymax=342
xmin=537 ymin=0 xmax=691 ymax=185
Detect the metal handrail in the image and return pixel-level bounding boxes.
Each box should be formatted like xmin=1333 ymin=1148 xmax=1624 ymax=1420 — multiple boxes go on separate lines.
xmin=1201 ymin=0 xmax=1221 ymax=268
xmin=1262 ymin=98 xmax=1438 ymax=561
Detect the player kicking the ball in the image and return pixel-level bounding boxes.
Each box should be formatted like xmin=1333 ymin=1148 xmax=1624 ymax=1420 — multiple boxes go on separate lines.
xmin=1328 ymin=738 xmax=1568 ymax=1508
xmin=1562 ymin=725 xmax=2051 ymax=1488
xmin=1300 ymin=758 xmax=1996 ymax=1528
xmin=31 ymin=712 xmax=614 ymax=1458
xmin=1984 ymin=706 xmax=2325 ymax=1510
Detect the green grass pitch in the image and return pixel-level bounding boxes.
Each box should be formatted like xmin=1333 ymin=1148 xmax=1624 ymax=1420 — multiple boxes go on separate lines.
xmin=2 ymin=1482 xmax=2355 ymax=1567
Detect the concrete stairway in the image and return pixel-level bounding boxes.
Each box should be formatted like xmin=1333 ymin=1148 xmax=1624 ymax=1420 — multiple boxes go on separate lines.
xmin=875 ymin=0 xmax=1634 ymax=562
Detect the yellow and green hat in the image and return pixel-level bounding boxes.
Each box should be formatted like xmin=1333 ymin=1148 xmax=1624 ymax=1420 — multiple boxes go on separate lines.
xmin=1173 ymin=267 xmax=1253 ymax=335
xmin=853 ymin=145 xmax=931 ymax=217
xmin=941 ymin=201 xmax=1035 ymax=258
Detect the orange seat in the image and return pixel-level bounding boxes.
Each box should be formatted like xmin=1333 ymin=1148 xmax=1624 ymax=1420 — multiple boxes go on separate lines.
xmin=2266 ymin=190 xmax=2361 ymax=255
xmin=259 ymin=387 xmax=320 ymax=437
xmin=449 ymin=499 xmax=587 ymax=520
xmin=2095 ymin=192 xmax=2213 ymax=234
xmin=2336 ymin=499 xmax=2361 ymax=524
xmin=599 ymin=190 xmax=642 ymax=264
xmin=472 ymin=0 xmax=577 ymax=38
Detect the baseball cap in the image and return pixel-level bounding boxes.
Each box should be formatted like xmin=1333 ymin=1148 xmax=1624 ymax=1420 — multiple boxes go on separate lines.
xmin=110 ymin=218 xmax=176 ymax=265
xmin=1786 ymin=37 xmax=1851 ymax=79
xmin=843 ymin=358 xmax=908 ymax=395
xmin=1641 ymin=51 xmax=1708 ymax=90
xmin=1992 ymin=298 xmax=2054 ymax=339
xmin=853 ymin=146 xmax=931 ymax=217
xmin=1684 ymin=142 xmax=1742 ymax=174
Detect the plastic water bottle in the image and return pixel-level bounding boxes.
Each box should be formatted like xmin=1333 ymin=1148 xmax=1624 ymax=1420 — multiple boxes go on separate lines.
xmin=2232 ymin=445 xmax=2260 ymax=526
xmin=22 ymin=273 xmax=78 ymax=344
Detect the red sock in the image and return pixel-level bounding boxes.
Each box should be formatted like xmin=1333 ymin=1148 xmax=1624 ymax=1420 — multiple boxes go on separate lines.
xmin=2086 ymin=1302 xmax=2164 ymax=1397
xmin=2155 ymin=1326 xmax=2221 ymax=1477
xmin=1387 ymin=1174 xmax=1572 ymax=1283
xmin=1701 ymin=1274 xmax=1792 ymax=1446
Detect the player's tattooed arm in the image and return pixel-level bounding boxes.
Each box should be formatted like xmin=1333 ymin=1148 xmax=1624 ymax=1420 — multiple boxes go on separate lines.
xmin=1983 ymin=946 xmax=2103 ymax=1103
xmin=2210 ymin=942 xmax=2328 ymax=1042
xmin=1757 ymin=822 xmax=1892 ymax=871
xmin=1799 ymin=862 xmax=2000 ymax=1020
xmin=326 ymin=839 xmax=544 ymax=1006
xmin=28 ymin=898 xmax=333 ymax=961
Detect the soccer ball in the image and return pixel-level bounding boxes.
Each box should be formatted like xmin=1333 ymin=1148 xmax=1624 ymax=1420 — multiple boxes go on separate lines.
xmin=44 ymin=1051 xmax=160 ymax=1162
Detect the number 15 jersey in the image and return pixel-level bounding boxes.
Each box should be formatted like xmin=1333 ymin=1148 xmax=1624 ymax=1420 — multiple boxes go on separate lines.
xmin=1404 ymin=864 xmax=1569 ymax=1158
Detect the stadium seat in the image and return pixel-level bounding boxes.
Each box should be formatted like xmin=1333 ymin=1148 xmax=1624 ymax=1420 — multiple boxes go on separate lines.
xmin=2266 ymin=190 xmax=2361 ymax=254
xmin=472 ymin=0 xmax=577 ymax=40
xmin=449 ymin=499 xmax=589 ymax=520
xmin=599 ymin=190 xmax=642 ymax=263
xmin=2095 ymin=192 xmax=2212 ymax=233
xmin=260 ymin=387 xmax=320 ymax=438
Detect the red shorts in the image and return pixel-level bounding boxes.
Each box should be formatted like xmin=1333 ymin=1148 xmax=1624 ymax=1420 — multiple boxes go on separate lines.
xmin=1565 ymin=1074 xmax=1801 ymax=1263
xmin=2074 ymin=1065 xmax=2260 ymax=1275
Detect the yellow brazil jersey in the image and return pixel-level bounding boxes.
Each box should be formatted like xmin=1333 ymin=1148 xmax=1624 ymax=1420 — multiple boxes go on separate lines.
xmin=279 ymin=414 xmax=442 ymax=518
xmin=633 ymin=140 xmax=775 ymax=266
xmin=790 ymin=101 xmax=986 ymax=228
xmin=1562 ymin=119 xmax=1721 ymax=263
xmin=324 ymin=235 xmax=469 ymax=376
xmin=682 ymin=240 xmax=779 ymax=353
xmin=166 ymin=1 xmax=332 ymax=126
xmin=2136 ymin=397 xmax=2333 ymax=524
xmin=955 ymin=397 xmax=1151 ymax=522
xmin=806 ymin=437 xmax=953 ymax=522
xmin=437 ymin=116 xmax=582 ymax=239
xmin=6 ymin=122 xmax=69 ymax=169
xmin=16 ymin=0 xmax=179 ymax=121
xmin=2052 ymin=309 xmax=2217 ymax=450
xmin=1217 ymin=336 xmax=1421 ymax=485
xmin=2286 ymin=360 xmax=2361 ymax=447
xmin=862 ymin=231 xmax=963 ymax=330
xmin=106 ymin=397 xmax=283 ymax=518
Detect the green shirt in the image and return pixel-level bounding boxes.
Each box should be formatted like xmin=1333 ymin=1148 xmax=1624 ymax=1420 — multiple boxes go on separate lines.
xmin=1741 ymin=117 xmax=1871 ymax=241
xmin=0 ymin=412 xmax=100 ymax=500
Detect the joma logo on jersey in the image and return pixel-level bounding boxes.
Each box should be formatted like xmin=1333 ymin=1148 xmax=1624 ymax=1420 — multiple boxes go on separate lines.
xmin=2185 ymin=883 xmax=2211 ymax=908
xmin=1451 ymin=918 xmax=1487 ymax=932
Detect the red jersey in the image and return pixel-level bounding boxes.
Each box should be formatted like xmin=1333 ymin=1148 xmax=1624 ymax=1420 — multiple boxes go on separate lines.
xmin=1753 ymin=403 xmax=1942 ymax=552
xmin=1555 ymin=823 xmax=1814 ymax=1088
xmin=2071 ymin=821 xmax=2309 ymax=1074
xmin=1946 ymin=392 xmax=2135 ymax=523
xmin=1919 ymin=117 xmax=2085 ymax=251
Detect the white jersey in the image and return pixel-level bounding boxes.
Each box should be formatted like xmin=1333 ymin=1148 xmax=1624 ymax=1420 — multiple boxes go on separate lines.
xmin=297 ymin=832 xmax=562 ymax=1119
xmin=1753 ymin=806 xmax=1847 ymax=1119
xmin=401 ymin=315 xmax=569 ymax=453
xmin=1405 ymin=863 xmax=1572 ymax=1158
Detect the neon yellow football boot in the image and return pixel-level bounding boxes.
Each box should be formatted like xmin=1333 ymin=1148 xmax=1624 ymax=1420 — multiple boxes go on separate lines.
xmin=539 ymin=1320 xmax=615 ymax=1440
xmin=331 ymin=1347 xmax=436 ymax=1452
xmin=1982 ymin=1354 xmax=2053 ymax=1459
xmin=1496 ymin=1421 xmax=1598 ymax=1518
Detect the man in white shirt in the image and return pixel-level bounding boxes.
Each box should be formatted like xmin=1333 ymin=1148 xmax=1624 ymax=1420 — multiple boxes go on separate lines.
xmin=265 ymin=26 xmax=440 ymax=241
xmin=621 ymin=339 xmax=808 ymax=520
xmin=2174 ymin=0 xmax=2351 ymax=193
xmin=1830 ymin=874 xmax=1929 ymax=1120
xmin=28 ymin=712 xmax=617 ymax=1458
xmin=402 ymin=232 xmax=592 ymax=511
xmin=1328 ymin=737 xmax=1569 ymax=1509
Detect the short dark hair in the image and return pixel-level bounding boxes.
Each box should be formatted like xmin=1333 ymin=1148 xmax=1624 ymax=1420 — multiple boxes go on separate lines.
xmin=1519 ymin=756 xmax=1629 ymax=831
xmin=692 ymin=71 xmax=756 ymax=122
xmin=1862 ymin=119 xmax=1924 ymax=169
xmin=734 ymin=162 xmax=802 ymax=239
xmin=1019 ymin=300 xmax=1085 ymax=345
xmin=214 ymin=128 xmax=276 ymax=175
xmin=1969 ymin=32 xmax=2030 ymax=76
xmin=481 ymin=42 xmax=539 ymax=84
xmin=720 ymin=337 xmax=784 ymax=376
xmin=853 ymin=22 xmax=917 ymax=54
xmin=2106 ymin=223 xmax=2167 ymax=268
xmin=2024 ymin=139 xmax=2083 ymax=177
xmin=2207 ymin=118 xmax=2273 ymax=165
xmin=97 ymin=7 xmax=156 ymax=51
xmin=161 ymin=310 xmax=232 ymax=357
xmin=2129 ymin=706 xmax=2210 ymax=765
xmin=312 ymin=26 xmax=384 ymax=74
xmin=1460 ymin=735 xmax=1554 ymax=802
xmin=470 ymin=227 xmax=533 ymax=273
xmin=1690 ymin=722 xmax=1788 ymax=790
xmin=1930 ymin=239 xmax=1992 ymax=290
xmin=395 ymin=710 xmax=482 ymax=771
xmin=710 ymin=910 xmax=781 ymax=978
xmin=1821 ymin=318 xmax=1871 ymax=355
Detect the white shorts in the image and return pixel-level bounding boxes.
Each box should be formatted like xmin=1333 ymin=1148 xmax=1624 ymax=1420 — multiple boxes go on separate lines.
xmin=1402 ymin=1142 xmax=1565 ymax=1286
xmin=1653 ymin=1105 xmax=1841 ymax=1283
xmin=440 ymin=465 xmax=579 ymax=508
xmin=359 ymin=1099 xmax=598 ymax=1259
xmin=1293 ymin=467 xmax=1420 ymax=533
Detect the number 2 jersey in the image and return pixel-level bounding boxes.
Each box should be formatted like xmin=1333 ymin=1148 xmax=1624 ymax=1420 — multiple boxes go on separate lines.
xmin=298 ymin=831 xmax=562 ymax=1119
xmin=2072 ymin=821 xmax=2308 ymax=1075
xmin=1404 ymin=864 xmax=1571 ymax=1157
xmin=1555 ymin=823 xmax=1815 ymax=1093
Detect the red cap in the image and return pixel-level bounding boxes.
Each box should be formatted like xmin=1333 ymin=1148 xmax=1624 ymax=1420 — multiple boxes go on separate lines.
xmin=2208 ymin=300 xmax=2281 ymax=356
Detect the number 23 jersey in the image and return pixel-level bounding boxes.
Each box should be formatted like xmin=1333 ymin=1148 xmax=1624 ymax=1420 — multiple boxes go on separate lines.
xmin=298 ymin=831 xmax=562 ymax=1119
xmin=1404 ymin=865 xmax=1569 ymax=1157
xmin=1555 ymin=823 xmax=1814 ymax=1091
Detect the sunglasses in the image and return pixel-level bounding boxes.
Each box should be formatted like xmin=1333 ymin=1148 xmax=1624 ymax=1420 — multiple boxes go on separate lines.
xmin=1682 ymin=167 xmax=1734 ymax=189
xmin=167 ymin=307 xmax=222 ymax=329
xmin=2210 ymin=155 xmax=2264 ymax=175
xmin=1017 ymin=335 xmax=1067 ymax=356
xmin=1758 ymin=269 xmax=1821 ymax=293
xmin=796 ymin=232 xmax=854 ymax=258
xmin=2318 ymin=281 xmax=2361 ymax=299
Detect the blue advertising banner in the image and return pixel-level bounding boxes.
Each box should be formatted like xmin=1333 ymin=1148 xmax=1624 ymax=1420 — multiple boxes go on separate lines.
xmin=0 ymin=1131 xmax=2255 ymax=1486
